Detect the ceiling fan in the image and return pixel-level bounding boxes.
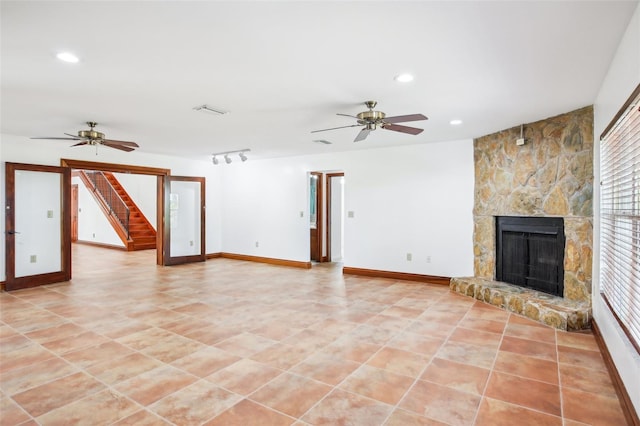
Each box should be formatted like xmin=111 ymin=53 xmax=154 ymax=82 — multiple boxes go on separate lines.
xmin=31 ymin=121 xmax=139 ymax=152
xmin=312 ymin=101 xmax=428 ymax=142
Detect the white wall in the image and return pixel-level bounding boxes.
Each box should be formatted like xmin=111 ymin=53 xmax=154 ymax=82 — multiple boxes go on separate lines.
xmin=2 ymin=134 xmax=475 ymax=280
xmin=593 ymin=2 xmax=640 ymax=414
xmin=113 ymin=172 xmax=157 ymax=229
xmin=74 ymin=175 xmax=125 ymax=247
xmin=221 ymin=139 xmax=475 ymax=278
xmin=0 ymin=134 xmax=223 ymax=280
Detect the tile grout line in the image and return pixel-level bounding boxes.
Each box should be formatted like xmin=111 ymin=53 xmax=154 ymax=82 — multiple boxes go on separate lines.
xmin=281 ymin=289 xmax=454 ymax=424
xmin=379 ymin=291 xmax=469 ymax=425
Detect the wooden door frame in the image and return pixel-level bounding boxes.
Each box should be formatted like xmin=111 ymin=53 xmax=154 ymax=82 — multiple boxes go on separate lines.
xmin=5 ymin=162 xmax=72 ymax=290
xmin=325 ymin=172 xmax=344 ymax=262
xmin=161 ymin=175 xmax=206 ymax=266
xmin=71 ymin=184 xmax=79 ymax=242
xmin=310 ymin=172 xmax=323 ymax=262
xmin=60 ymin=159 xmax=170 ymax=265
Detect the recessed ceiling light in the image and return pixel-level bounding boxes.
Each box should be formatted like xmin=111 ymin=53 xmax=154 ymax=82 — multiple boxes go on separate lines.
xmin=450 ymin=119 xmax=463 ymax=125
xmin=394 ymin=73 xmax=414 ymax=83
xmin=56 ymin=52 xmax=79 ymax=63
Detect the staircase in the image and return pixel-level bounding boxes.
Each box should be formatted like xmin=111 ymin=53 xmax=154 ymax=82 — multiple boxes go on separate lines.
xmin=79 ymin=171 xmax=156 ymax=251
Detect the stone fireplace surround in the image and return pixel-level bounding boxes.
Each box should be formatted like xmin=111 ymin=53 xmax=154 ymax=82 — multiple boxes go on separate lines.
xmin=450 ymin=106 xmax=593 ymax=331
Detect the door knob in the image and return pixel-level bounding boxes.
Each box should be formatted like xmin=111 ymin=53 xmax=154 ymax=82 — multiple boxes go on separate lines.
xmin=7 ymin=230 xmax=20 ymax=235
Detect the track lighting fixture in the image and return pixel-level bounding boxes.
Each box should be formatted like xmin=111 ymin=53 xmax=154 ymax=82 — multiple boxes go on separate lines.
xmin=211 ymin=149 xmax=251 ymax=165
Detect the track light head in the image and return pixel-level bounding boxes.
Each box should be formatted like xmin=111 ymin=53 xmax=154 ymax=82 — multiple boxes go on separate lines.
xmin=211 ymin=148 xmax=250 ymax=165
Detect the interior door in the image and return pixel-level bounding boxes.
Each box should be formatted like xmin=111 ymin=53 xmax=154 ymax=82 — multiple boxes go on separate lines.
xmin=161 ymin=175 xmax=205 ymax=266
xmin=5 ymin=162 xmax=71 ymax=291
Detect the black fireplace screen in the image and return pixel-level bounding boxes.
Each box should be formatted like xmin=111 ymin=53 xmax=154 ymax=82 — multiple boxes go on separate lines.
xmin=495 ymin=216 xmax=565 ymax=297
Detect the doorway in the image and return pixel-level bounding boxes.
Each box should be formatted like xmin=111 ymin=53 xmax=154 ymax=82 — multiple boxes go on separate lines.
xmin=62 ymin=159 xmax=170 ymax=265
xmin=62 ymin=159 xmax=205 ymax=267
xmin=4 ymin=159 xmax=208 ymax=291
xmin=326 ymin=173 xmax=345 ymax=262
xmin=309 ymin=171 xmax=344 ymax=263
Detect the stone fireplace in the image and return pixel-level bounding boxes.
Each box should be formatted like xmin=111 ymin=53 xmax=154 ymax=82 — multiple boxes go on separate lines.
xmin=451 ymin=106 xmax=593 ymax=330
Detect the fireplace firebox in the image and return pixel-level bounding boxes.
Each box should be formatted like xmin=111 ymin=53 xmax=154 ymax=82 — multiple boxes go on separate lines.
xmin=495 ymin=216 xmax=565 ymax=297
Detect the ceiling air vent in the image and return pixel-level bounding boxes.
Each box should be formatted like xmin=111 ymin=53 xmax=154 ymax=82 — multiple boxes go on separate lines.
xmin=193 ymin=104 xmax=228 ymax=115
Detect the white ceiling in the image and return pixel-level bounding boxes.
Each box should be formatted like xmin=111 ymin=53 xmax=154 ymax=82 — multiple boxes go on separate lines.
xmin=1 ymin=1 xmax=637 ymax=162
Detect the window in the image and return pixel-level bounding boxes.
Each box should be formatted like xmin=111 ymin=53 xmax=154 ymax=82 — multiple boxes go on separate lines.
xmin=600 ymin=84 xmax=640 ymax=353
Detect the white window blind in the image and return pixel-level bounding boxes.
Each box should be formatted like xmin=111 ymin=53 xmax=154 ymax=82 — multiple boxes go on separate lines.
xmin=600 ymin=85 xmax=640 ymax=354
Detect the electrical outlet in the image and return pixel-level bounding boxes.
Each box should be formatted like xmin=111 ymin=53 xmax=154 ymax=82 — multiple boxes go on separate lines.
xmin=406 ymin=253 xmax=412 ymax=261
xmin=189 ymin=240 xmax=194 ymax=246
xmin=30 ymin=255 xmax=37 ymax=263
xmin=348 ymin=211 xmax=355 ymax=218
xmin=426 ymin=256 xmax=431 ymax=263
xmin=255 ymin=241 xmax=259 ymax=247
xmin=300 ymin=211 xmax=304 ymax=218
xmin=47 ymin=210 xmax=54 ymax=218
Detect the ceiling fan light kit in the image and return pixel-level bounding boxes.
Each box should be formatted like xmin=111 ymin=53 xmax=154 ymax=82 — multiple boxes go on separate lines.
xmin=311 ymin=100 xmax=428 ymax=142
xmin=211 ymin=149 xmax=250 ymax=165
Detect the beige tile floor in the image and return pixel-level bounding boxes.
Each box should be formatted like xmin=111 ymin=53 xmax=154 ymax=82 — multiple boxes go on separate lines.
xmin=0 ymin=244 xmax=628 ymax=425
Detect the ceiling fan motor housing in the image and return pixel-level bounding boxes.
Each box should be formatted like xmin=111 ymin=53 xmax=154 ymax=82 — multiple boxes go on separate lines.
xmin=357 ymin=110 xmax=386 ymax=122
xmin=78 ymin=130 xmax=105 ymax=140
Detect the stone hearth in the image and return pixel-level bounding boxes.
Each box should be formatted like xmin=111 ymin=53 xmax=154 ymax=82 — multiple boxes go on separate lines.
xmin=450 ymin=277 xmax=591 ymax=331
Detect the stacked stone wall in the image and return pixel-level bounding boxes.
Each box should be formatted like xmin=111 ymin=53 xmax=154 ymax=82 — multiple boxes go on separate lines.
xmin=473 ymin=106 xmax=593 ymax=303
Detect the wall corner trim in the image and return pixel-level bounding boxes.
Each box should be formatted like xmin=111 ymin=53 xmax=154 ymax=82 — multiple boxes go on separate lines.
xmin=342 ymin=266 xmax=450 ymax=285
xmin=592 ymin=320 xmax=640 ymax=426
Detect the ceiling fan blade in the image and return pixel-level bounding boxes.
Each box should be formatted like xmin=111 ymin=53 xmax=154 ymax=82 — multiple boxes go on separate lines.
xmin=31 ymin=136 xmax=81 ymax=140
xmin=311 ymin=124 xmax=361 ymax=133
xmin=382 ymin=123 xmax=424 ymax=135
xmin=70 ymin=141 xmax=90 ymax=147
xmin=354 ymin=128 xmax=370 ymax=142
xmin=101 ymin=141 xmax=136 ymax=152
xmin=102 ymin=139 xmax=139 ymax=147
xmin=337 ymin=113 xmax=358 ymax=119
xmin=383 ymin=114 xmax=428 ymax=124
